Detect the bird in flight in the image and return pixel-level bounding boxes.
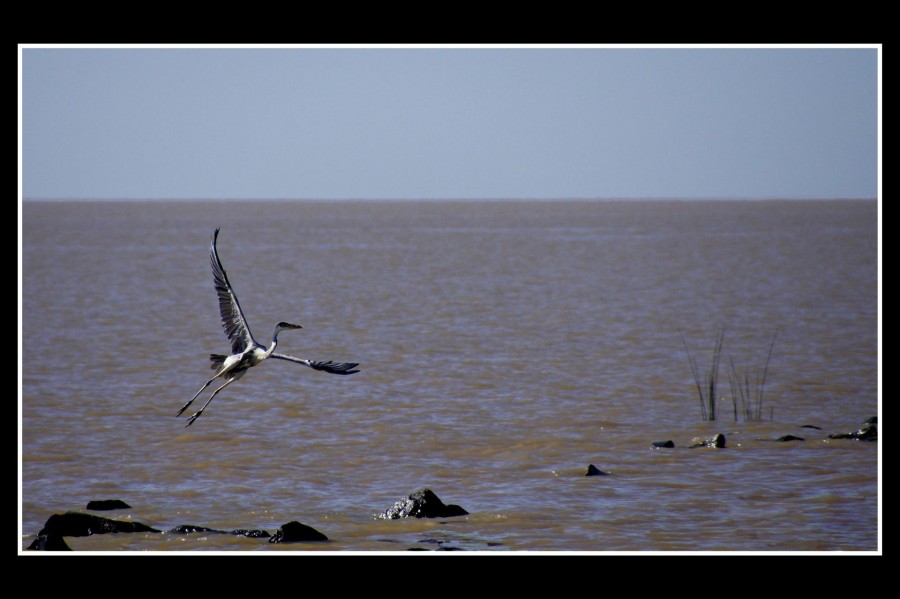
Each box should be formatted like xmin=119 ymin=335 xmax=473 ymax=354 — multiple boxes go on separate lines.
xmin=177 ymin=228 xmax=359 ymax=427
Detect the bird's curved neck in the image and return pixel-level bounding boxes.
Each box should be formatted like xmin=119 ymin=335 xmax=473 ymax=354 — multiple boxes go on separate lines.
xmin=264 ymin=329 xmax=282 ymax=359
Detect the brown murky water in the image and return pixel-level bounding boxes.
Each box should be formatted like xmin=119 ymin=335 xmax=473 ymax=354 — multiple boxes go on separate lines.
xmin=20 ymin=199 xmax=879 ymax=552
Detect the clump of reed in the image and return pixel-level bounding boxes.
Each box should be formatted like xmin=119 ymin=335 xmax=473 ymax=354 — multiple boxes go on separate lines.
xmin=681 ymin=326 xmax=725 ymax=421
xmin=727 ymin=328 xmax=778 ymax=421
xmin=681 ymin=327 xmax=778 ymax=422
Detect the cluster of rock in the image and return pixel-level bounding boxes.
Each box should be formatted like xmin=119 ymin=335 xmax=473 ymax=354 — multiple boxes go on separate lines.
xmin=827 ymin=417 xmax=877 ymax=442
xmin=650 ymin=433 xmax=726 ymax=449
xmin=26 ymin=418 xmax=876 ymax=551
xmin=648 ymin=417 xmax=877 ymax=449
xmin=29 ymin=511 xmax=160 ymax=551
xmin=27 ymin=489 xmax=470 ymax=551
xmin=376 ymin=488 xmax=469 ymax=519
xmin=26 ymin=504 xmax=331 ymax=551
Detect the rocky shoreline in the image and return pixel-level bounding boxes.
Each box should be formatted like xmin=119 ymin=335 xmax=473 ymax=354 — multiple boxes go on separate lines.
xmin=26 ymin=488 xmax=470 ymax=551
xmin=24 ymin=417 xmax=877 ymax=551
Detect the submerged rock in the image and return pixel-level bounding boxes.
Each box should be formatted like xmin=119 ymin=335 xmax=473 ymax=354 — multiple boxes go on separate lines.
xmin=689 ymin=433 xmax=726 ymax=448
xmin=268 ymin=521 xmax=328 ymax=543
xmin=170 ymin=524 xmax=218 ymax=534
xmin=801 ymin=424 xmax=823 ymax=430
xmin=171 ymin=524 xmax=270 ymax=537
xmin=86 ymin=499 xmax=131 ymax=511
xmin=232 ymin=529 xmax=271 ymax=538
xmin=39 ymin=512 xmax=161 ymax=537
xmin=585 ymin=464 xmax=609 ymax=476
xmin=377 ymin=488 xmax=469 ymax=519
xmin=27 ymin=533 xmax=72 ymax=551
xmin=651 ymin=440 xmax=675 ymax=448
xmin=775 ymin=435 xmax=805 ymax=442
xmin=828 ymin=424 xmax=877 ymax=442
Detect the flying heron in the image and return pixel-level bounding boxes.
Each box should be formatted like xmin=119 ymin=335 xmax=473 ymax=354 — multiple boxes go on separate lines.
xmin=177 ymin=228 xmax=359 ymax=427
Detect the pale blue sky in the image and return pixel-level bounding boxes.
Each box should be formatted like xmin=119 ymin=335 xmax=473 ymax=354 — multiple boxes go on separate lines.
xmin=20 ymin=46 xmax=879 ymax=200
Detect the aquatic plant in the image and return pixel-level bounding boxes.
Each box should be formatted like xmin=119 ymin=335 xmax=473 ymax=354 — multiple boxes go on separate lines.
xmin=727 ymin=328 xmax=778 ymax=421
xmin=682 ymin=326 xmax=778 ymax=422
xmin=681 ymin=326 xmax=725 ymax=421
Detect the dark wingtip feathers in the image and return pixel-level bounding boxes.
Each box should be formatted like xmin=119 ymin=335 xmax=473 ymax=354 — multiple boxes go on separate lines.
xmin=309 ymin=360 xmax=361 ymax=375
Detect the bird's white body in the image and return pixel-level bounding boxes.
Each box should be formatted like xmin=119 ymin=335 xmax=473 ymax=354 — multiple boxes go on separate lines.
xmin=176 ymin=229 xmax=359 ymax=427
xmin=219 ymin=349 xmax=262 ymax=376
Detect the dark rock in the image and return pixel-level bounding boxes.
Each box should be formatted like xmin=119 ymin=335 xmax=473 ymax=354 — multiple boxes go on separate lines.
xmin=170 ymin=525 xmax=219 ymax=534
xmin=231 ymin=529 xmax=270 ymax=538
xmin=801 ymin=424 xmax=823 ymax=430
xmin=651 ymin=440 xmax=675 ymax=448
xmin=585 ymin=464 xmax=609 ymax=476
xmin=377 ymin=488 xmax=469 ymax=519
xmin=689 ymin=433 xmax=726 ymax=448
xmin=828 ymin=424 xmax=877 ymax=442
xmin=864 ymin=416 xmax=877 ymax=425
xmin=414 ymin=538 xmax=463 ymax=551
xmin=86 ymin=499 xmax=131 ymax=511
xmin=27 ymin=534 xmax=72 ymax=551
xmin=268 ymin=521 xmax=328 ymax=543
xmin=776 ymin=435 xmax=805 ymax=442
xmin=858 ymin=425 xmax=878 ymax=441
xmin=170 ymin=525 xmax=271 ymax=537
xmin=39 ymin=512 xmax=161 ymax=537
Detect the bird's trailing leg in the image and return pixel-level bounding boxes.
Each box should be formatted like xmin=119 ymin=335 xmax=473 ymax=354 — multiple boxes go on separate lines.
xmin=176 ymin=374 xmax=224 ymax=418
xmin=184 ymin=376 xmax=238 ymax=427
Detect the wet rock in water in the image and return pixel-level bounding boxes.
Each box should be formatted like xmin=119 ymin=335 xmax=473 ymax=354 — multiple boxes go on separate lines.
xmin=864 ymin=416 xmax=877 ymax=425
xmin=377 ymin=488 xmax=469 ymax=519
xmin=170 ymin=524 xmax=219 ymax=534
xmin=585 ymin=464 xmax=609 ymax=476
xmin=171 ymin=525 xmax=271 ymax=537
xmin=268 ymin=521 xmax=328 ymax=543
xmin=39 ymin=512 xmax=161 ymax=537
xmin=828 ymin=424 xmax=877 ymax=442
xmin=27 ymin=533 xmax=72 ymax=551
xmin=651 ymin=440 xmax=675 ymax=448
xmin=689 ymin=433 xmax=726 ymax=448
xmin=232 ymin=529 xmax=271 ymax=538
xmin=801 ymin=424 xmax=823 ymax=430
xmin=413 ymin=538 xmax=464 ymax=551
xmin=86 ymin=499 xmax=131 ymax=511
xmin=775 ymin=435 xmax=805 ymax=442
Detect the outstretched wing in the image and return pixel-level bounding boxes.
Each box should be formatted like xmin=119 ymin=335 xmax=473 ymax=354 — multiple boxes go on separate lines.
xmin=270 ymin=353 xmax=361 ymax=375
xmin=210 ymin=228 xmax=257 ymax=353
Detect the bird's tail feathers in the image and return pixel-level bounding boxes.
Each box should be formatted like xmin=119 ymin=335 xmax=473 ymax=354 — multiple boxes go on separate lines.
xmin=209 ymin=354 xmax=228 ymax=371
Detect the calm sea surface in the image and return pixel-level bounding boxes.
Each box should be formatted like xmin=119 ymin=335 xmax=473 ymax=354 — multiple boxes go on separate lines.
xmin=20 ymin=200 xmax=879 ymax=553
